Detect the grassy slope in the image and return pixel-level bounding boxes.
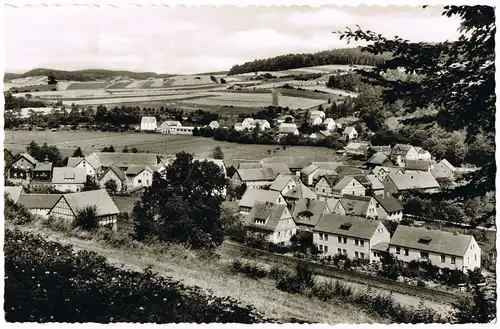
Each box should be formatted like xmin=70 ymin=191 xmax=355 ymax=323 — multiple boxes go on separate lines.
xmin=6 ymin=220 xmax=384 ymax=324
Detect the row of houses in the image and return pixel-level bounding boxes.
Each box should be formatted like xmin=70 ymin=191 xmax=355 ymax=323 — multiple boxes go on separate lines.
xmin=234 ymin=118 xmax=271 ymax=131
xmin=5 ymin=186 xmax=120 ymax=231
xmin=140 ymin=116 xmax=222 ymax=135
xmin=7 ymin=151 xmax=226 ymax=194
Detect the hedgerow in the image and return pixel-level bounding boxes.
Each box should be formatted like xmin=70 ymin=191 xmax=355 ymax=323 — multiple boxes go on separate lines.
xmin=4 ymin=228 xmax=267 ymax=323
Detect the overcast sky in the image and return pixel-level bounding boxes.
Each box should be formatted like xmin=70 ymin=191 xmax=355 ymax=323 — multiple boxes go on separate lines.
xmin=5 ymin=5 xmax=462 ymax=74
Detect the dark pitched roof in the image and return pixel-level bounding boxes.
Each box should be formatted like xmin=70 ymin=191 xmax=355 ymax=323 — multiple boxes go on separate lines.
xmin=292 ymin=198 xmax=326 ymax=227
xmin=90 ymin=152 xmax=159 ymax=168
xmin=387 ymin=172 xmax=440 ymax=190
xmin=335 ymin=166 xmax=364 ymax=176
xmin=33 ymin=161 xmax=53 ymax=172
xmin=353 ymin=174 xmax=371 ymax=187
xmin=235 ymin=168 xmax=276 ymax=182
xmin=18 ymin=194 xmax=61 ymax=209
xmin=405 ymin=160 xmax=431 ymax=171
xmin=244 ymin=202 xmax=289 ymax=231
xmin=314 ymin=214 xmax=382 ymax=239
xmin=261 ymin=156 xmax=312 ymax=169
xmin=4 ymin=149 xmax=15 ymax=167
xmin=390 ymin=225 xmax=475 ymax=257
xmin=51 ymin=167 xmax=87 ymax=184
xmin=67 ymin=157 xmax=84 ymax=167
xmin=61 ymin=189 xmax=120 ymax=217
xmin=283 ymin=182 xmax=317 ymax=200
xmin=16 ymin=153 xmax=37 ymax=165
xmin=366 ymin=152 xmax=390 ymax=165
xmin=101 ymin=165 xmax=127 ymax=182
xmin=262 ymin=163 xmax=292 ymax=175
xmin=373 ymin=194 xmax=403 ymax=213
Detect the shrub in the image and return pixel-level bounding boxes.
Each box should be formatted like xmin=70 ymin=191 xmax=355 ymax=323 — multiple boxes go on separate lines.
xmin=74 ymin=205 xmax=99 ymax=231
xmin=276 ymin=263 xmax=315 ymax=294
xmin=230 ymin=260 xmax=267 ymax=279
xmin=268 ymin=265 xmax=291 ymax=281
xmin=4 ymin=195 xmax=33 ymax=225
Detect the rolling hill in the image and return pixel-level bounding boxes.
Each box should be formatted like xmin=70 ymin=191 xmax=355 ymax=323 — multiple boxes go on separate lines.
xmin=4 ymin=69 xmax=175 ymax=82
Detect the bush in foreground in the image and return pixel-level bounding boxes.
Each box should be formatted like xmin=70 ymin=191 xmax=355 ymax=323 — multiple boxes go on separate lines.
xmin=4 ymin=228 xmax=266 ymax=323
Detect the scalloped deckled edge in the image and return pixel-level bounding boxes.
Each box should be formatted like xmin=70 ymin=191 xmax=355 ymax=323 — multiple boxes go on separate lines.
xmin=4 ymin=0 xmax=496 ymax=9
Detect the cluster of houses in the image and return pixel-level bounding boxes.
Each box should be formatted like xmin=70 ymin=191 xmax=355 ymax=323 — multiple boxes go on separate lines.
xmin=140 ymin=116 xmax=221 ymax=135
xmin=5 ymin=149 xmax=226 ymax=230
xmin=231 ymin=150 xmax=480 ymax=273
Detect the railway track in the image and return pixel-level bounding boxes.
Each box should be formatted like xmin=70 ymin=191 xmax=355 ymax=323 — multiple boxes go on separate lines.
xmin=223 ymin=241 xmax=458 ymax=305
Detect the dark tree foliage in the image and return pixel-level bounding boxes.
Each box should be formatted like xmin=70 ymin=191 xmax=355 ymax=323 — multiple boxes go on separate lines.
xmin=82 ymin=176 xmax=100 ymax=191
xmin=104 ymin=179 xmax=118 ymax=194
xmin=338 ymin=5 xmax=495 ymax=201
xmin=452 ymin=272 xmax=496 ymax=323
xmin=326 ymin=72 xmax=362 ymax=91
xmin=72 ymin=147 xmax=84 ymax=157
xmin=133 ymin=152 xmax=228 ymax=249
xmin=4 ymin=228 xmax=266 ymax=323
xmin=74 ymin=205 xmax=99 ymax=230
xmin=26 ymin=141 xmax=63 ymax=166
xmin=228 ymin=48 xmax=389 ymax=75
xmin=211 ymin=146 xmax=224 ymax=160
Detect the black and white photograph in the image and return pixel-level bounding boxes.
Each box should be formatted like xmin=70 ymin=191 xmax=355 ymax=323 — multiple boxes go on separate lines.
xmin=2 ymin=1 xmax=496 ymax=325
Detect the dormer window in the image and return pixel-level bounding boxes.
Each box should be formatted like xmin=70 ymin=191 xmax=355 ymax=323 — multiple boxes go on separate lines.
xmin=254 ymin=218 xmax=266 ymax=225
xmin=418 ymin=237 xmax=432 ymax=244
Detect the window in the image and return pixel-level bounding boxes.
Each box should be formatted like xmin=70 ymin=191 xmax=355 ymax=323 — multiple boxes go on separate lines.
xmin=319 ymin=245 xmax=323 ymax=251
xmin=324 ymin=246 xmax=328 ymax=253
xmin=324 ymin=234 xmax=328 ymax=241
xmin=138 ymin=179 xmax=142 ymax=184
xmin=355 ymin=252 xmax=359 ymax=259
xmin=451 ymin=257 xmax=456 ymax=264
xmin=343 ymin=237 xmax=347 ymax=244
xmin=338 ymin=236 xmax=342 ymax=243
xmin=420 ymin=252 xmax=429 ymax=260
xmin=354 ymin=239 xmax=359 ymax=246
xmin=475 ymin=254 xmax=477 ymax=261
xmin=337 ymin=248 xmax=342 ymax=254
xmin=467 ymin=257 xmax=469 ymax=265
xmin=277 ymin=232 xmax=281 ymax=238
xmin=441 ymin=255 xmax=446 ymax=263
xmin=319 ymin=234 xmax=323 ymax=241
xmin=360 ymin=252 xmax=365 ymax=259
xmin=396 ymin=247 xmax=401 ymax=255
xmin=342 ymin=249 xmax=347 ymax=255
xmin=404 ymin=249 xmax=409 ymax=256
xmin=352 ymin=182 xmax=355 ymax=186
xmin=360 ymin=241 xmax=365 ymax=247
xmin=373 ymin=251 xmax=379 ymax=257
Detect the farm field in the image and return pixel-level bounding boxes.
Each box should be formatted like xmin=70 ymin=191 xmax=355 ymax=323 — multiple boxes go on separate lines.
xmin=4 ymin=130 xmax=344 ymax=163
xmin=66 ymin=82 xmax=110 ymax=90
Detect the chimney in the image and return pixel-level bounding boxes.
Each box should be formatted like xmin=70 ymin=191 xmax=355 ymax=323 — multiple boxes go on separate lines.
xmin=44 ymin=155 xmax=49 ymax=163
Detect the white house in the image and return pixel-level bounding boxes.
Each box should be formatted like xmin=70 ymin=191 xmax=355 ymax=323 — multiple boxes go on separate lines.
xmin=383 ymin=172 xmax=440 ymax=195
xmin=309 ymin=116 xmax=323 ymax=126
xmin=160 ymin=120 xmax=182 ymax=134
xmin=323 ymin=118 xmax=336 ymax=131
xmin=168 ymin=126 xmax=195 ymax=135
xmin=51 ymin=167 xmax=87 ymax=192
xmin=342 ymin=127 xmax=358 ymax=141
xmin=309 ymin=110 xmax=326 ymax=119
xmin=243 ymin=202 xmax=297 ymax=245
xmin=234 ymin=123 xmax=244 ymax=131
xmin=231 ymin=168 xmax=277 ymax=188
xmin=431 ymin=159 xmax=457 ymax=179
xmin=313 ymin=214 xmax=390 ymax=263
xmin=67 ymin=157 xmax=98 ymax=177
xmin=238 ymin=188 xmax=286 ymax=215
xmin=208 ymin=121 xmax=220 ymax=129
xmin=141 ymin=116 xmax=157 ymax=131
xmin=340 ymin=195 xmax=378 ymax=219
xmin=242 ymin=118 xmax=256 ymax=130
xmin=373 ymin=193 xmax=404 ymax=221
xmin=389 ymin=226 xmax=481 ymax=272
xmin=254 ymin=119 xmax=271 ymax=130
xmin=278 ymin=123 xmax=299 ymax=136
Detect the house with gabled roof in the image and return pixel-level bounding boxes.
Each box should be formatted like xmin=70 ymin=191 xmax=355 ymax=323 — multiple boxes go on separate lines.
xmin=4 ymin=149 xmax=15 ymax=168
xmin=254 ymin=119 xmax=271 ymax=130
xmin=431 ymin=159 xmax=457 ymax=179
xmin=86 ymin=152 xmax=159 ymax=171
xmin=243 ymin=202 xmax=297 ymax=245
xmin=270 ymin=174 xmax=298 ymax=195
xmin=414 ymin=147 xmax=432 ymax=161
xmin=342 ymin=127 xmax=358 ymax=141
xmin=371 ymin=166 xmax=403 ymax=182
xmin=32 ymin=157 xmax=53 ymax=181
xmin=67 ymin=156 xmax=98 ymax=177
xmin=278 ymin=177 xmax=317 ymax=206
xmin=18 ymin=193 xmax=61 ymax=218
xmin=310 ymin=110 xmax=326 ymax=119
xmin=231 ymin=168 xmax=276 ymax=188
xmin=300 ymin=162 xmax=344 ymax=186
xmin=373 ymin=193 xmax=404 ymax=221
xmin=278 ymin=123 xmax=299 ymax=136
xmin=51 ymin=167 xmax=87 ymax=192
xmin=340 ymin=195 xmax=378 ymax=219
xmin=370 ymin=145 xmax=392 ymax=156
xmin=261 ymin=163 xmax=292 ymax=176
xmin=365 ymin=174 xmax=385 ymax=195
xmin=48 ymin=189 xmax=120 ymax=231
xmin=323 ymin=118 xmax=336 ymax=131
xmin=344 ymin=142 xmax=371 ymax=159
xmin=383 ymin=172 xmax=440 ymax=196
xmin=390 ymin=144 xmax=419 ymax=167
xmin=208 ymin=121 xmax=220 ymax=129
xmin=404 ymin=159 xmax=431 ymax=173
xmin=141 ymin=116 xmax=157 ymax=131
xmin=292 ymin=198 xmax=330 ymax=232
xmin=261 ymin=156 xmax=312 ymax=176
xmin=313 ymin=214 xmax=390 ymax=262
xmin=365 ymin=152 xmax=392 ymax=169
xmin=309 ymin=116 xmax=323 ymax=126
xmin=238 ymin=188 xmax=286 ymax=215
xmin=99 ymin=165 xmax=128 ymax=192
xmin=8 ymin=152 xmax=37 ymax=180
xmin=160 ymin=120 xmax=182 ymax=134
xmin=389 ymin=226 xmax=481 ymax=272
xmin=315 ymin=175 xmax=366 ymax=200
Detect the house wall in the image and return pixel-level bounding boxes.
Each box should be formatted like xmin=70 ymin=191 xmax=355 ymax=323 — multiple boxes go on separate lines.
xmin=33 ymin=170 xmax=52 ymax=181
xmin=271 ymin=209 xmax=297 ymax=244
xmin=404 ymin=148 xmax=419 ymax=161
xmin=431 ymin=163 xmax=454 ymax=179
xmin=373 ymin=188 xmax=385 ymax=196
xmin=315 ymin=178 xmax=333 ymax=199
xmin=9 ymin=158 xmax=36 ymax=179
xmin=332 ymin=203 xmax=346 ymax=216
xmin=52 ymin=183 xmax=84 ymax=193
xmin=418 ymin=151 xmax=432 ymax=161
xmin=76 ymin=159 xmax=96 ymax=177
xmin=133 ymin=170 xmax=153 ymax=187
xmin=374 ymin=204 xmax=403 ymax=221
xmin=336 ymin=179 xmax=366 ymax=197
xmin=463 ymin=238 xmax=481 ymax=271
xmin=98 ymin=214 xmax=118 ymax=231
xmin=99 ymin=170 xmax=124 ymax=192
xmin=141 ymin=121 xmax=157 ymax=131
xmin=170 ymin=126 xmax=194 ymax=135
xmin=246 ymin=181 xmax=273 ymax=188
xmin=313 ymin=232 xmax=371 ymax=261
xmin=369 ymin=222 xmax=391 ymax=262
xmin=389 ymin=245 xmax=463 ymax=271
xmin=49 ymin=197 xmax=75 ymax=225
xmin=382 ymin=176 xmax=399 ymax=195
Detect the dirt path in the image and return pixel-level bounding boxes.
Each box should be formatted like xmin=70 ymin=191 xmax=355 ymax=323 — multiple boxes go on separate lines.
xmin=8 ymin=223 xmax=385 ymax=324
